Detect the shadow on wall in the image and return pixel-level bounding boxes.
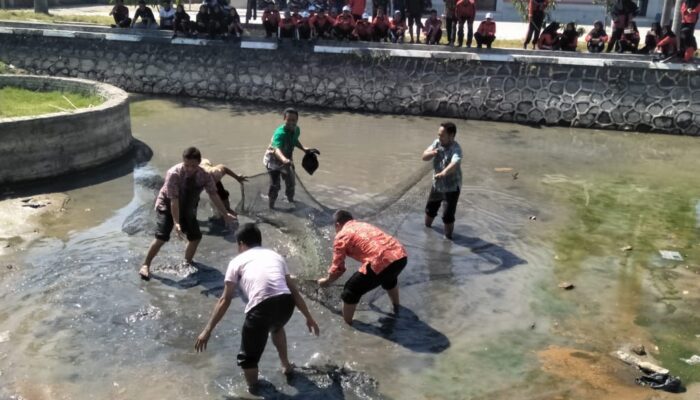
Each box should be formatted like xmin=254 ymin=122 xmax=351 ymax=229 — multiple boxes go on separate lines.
xmin=1 ymin=138 xmax=152 ymax=200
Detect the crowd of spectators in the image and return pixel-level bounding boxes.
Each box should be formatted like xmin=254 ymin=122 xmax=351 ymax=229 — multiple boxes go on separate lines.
xmin=108 ymin=0 xmax=698 ymax=61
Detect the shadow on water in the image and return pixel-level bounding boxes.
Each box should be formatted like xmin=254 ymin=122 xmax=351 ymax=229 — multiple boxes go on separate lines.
xmin=1 ymin=139 xmax=153 ymax=199
xmin=151 ymin=262 xmax=226 ymax=298
xmin=353 ymin=305 xmax=450 ymax=354
xmin=223 ymin=372 xmax=345 ymax=400
xmin=432 ymin=226 xmax=527 ymax=274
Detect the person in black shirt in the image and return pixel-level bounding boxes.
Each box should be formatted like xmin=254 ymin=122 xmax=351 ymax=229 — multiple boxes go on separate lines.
xmin=131 ymin=0 xmax=157 ymax=28
xmin=109 ymin=0 xmax=132 ymax=28
xmin=173 ymin=3 xmax=192 ymax=37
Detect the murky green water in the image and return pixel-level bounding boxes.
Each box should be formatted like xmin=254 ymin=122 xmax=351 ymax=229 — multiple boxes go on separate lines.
xmin=1 ymin=96 xmax=699 ymax=399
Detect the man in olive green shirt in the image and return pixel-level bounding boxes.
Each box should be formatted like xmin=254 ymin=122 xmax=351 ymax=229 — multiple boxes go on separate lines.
xmin=265 ymin=108 xmax=319 ymax=209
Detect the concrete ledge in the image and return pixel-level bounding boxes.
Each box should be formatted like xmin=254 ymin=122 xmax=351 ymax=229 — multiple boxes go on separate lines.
xmin=0 ymin=75 xmax=133 ymax=185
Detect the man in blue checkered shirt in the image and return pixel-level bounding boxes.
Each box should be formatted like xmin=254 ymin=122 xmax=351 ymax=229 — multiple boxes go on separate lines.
xmin=421 ymin=122 xmax=462 ymax=240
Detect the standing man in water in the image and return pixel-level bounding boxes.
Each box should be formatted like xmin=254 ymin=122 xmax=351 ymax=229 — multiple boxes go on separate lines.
xmin=195 ymin=223 xmax=320 ymax=392
xmin=139 ymin=147 xmax=237 ymax=280
xmin=317 ymin=210 xmax=408 ymax=325
xmin=263 ymin=108 xmax=319 ymax=209
xmin=422 ymin=122 xmax=462 ymax=240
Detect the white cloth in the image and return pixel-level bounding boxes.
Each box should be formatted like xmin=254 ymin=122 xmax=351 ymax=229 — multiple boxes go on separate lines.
xmin=159 ymin=7 xmax=175 ymax=26
xmin=225 ymin=247 xmax=291 ymax=314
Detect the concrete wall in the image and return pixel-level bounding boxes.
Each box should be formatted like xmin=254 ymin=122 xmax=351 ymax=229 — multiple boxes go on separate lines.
xmin=0 ymin=75 xmax=132 ymax=184
xmin=0 ymin=23 xmax=698 ymax=136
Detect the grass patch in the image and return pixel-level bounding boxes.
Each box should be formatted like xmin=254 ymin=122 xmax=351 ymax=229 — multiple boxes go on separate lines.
xmin=0 ymin=86 xmax=104 ymax=117
xmin=0 ymin=10 xmax=113 ymax=25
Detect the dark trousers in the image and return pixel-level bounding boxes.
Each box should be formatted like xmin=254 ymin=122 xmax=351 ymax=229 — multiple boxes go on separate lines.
xmin=607 ymin=27 xmax=623 ymax=52
xmin=445 ymin=16 xmax=456 ymax=44
xmin=475 ymin=32 xmax=494 ymax=48
xmin=263 ymin=21 xmax=277 ymax=37
xmin=113 ymin=15 xmax=132 ymax=27
xmin=457 ymin=16 xmax=474 ymax=47
xmin=268 ymin=165 xmax=295 ymax=204
xmin=524 ymin=12 xmax=544 ymax=47
xmin=246 ymin=0 xmax=257 ymax=22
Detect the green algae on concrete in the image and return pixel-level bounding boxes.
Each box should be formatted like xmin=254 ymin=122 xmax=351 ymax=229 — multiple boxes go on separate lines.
xmin=543 ymin=175 xmax=700 ymax=383
xmin=0 ymin=86 xmax=103 ymax=118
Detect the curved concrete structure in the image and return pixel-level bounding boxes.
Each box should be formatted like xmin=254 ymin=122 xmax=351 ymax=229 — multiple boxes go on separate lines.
xmin=0 ymin=75 xmax=132 ymax=185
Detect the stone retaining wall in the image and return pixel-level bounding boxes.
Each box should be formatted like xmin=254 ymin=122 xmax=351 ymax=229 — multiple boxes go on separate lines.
xmin=0 ymin=75 xmax=132 ymax=184
xmin=1 ymin=24 xmax=699 ymax=135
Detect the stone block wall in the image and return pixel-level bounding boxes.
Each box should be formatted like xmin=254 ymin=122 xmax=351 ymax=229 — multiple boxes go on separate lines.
xmin=0 ymin=75 xmax=132 ymax=184
xmin=1 ymin=31 xmax=699 ymax=135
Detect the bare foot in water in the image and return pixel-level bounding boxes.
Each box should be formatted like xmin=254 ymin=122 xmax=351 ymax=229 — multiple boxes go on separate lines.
xmin=281 ymin=362 xmax=295 ymax=375
xmin=139 ymin=265 xmax=150 ymax=281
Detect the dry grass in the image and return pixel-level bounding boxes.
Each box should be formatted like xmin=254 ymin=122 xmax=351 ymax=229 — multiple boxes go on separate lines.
xmin=0 ymin=86 xmax=104 ymax=118
xmin=0 ymin=10 xmax=113 ymax=25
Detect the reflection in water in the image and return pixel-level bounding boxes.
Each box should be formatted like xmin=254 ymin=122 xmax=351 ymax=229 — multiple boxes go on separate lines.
xmin=2 ymin=97 xmax=700 ymax=400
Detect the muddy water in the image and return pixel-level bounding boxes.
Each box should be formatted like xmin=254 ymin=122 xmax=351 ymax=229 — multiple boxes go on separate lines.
xmin=1 ymin=96 xmax=700 ymax=399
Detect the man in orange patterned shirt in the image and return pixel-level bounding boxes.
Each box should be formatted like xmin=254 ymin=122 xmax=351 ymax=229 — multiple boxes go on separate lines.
xmin=317 ymin=210 xmax=408 ymax=324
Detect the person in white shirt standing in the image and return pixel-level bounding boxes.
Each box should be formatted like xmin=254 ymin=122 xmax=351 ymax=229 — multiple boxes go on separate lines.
xmin=195 ymin=223 xmax=320 ymax=392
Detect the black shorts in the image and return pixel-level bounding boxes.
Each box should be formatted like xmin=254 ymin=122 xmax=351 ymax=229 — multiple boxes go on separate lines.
xmin=237 ymin=294 xmax=295 ymax=369
xmin=154 ymin=206 xmax=202 ymax=242
xmin=425 ymin=188 xmax=460 ymax=224
xmin=341 ymin=257 xmax=407 ymax=305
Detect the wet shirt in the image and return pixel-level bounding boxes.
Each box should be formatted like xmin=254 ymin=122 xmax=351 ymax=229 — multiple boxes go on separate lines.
xmin=428 ymin=139 xmax=463 ymax=193
xmin=155 ymin=163 xmax=217 ymax=211
xmin=271 ymin=124 xmax=301 ymax=159
xmin=225 ymin=247 xmax=291 ymax=314
xmin=328 ymin=220 xmax=407 ymax=277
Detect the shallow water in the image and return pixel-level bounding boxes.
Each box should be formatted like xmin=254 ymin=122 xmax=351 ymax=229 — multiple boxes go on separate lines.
xmin=2 ymin=96 xmax=700 ymax=399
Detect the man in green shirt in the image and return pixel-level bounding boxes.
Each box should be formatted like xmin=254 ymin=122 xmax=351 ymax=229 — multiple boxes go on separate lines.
xmin=264 ymin=108 xmax=319 ymax=209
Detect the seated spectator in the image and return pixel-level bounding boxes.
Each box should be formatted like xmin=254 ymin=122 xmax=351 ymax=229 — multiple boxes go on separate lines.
xmin=537 ymin=21 xmax=559 ymax=50
xmin=389 ymin=10 xmax=406 ymax=43
xmin=173 ymin=3 xmax=192 ymax=37
xmin=131 ymin=0 xmax=157 ymax=29
xmin=585 ymin=20 xmax=608 ymax=53
xmin=559 ymin=21 xmax=579 ymax=51
xmin=209 ymin=2 xmax=227 ymax=35
xmin=372 ymin=7 xmax=391 ymax=41
xmin=353 ymin=13 xmax=374 ymax=40
xmin=278 ymin=10 xmax=298 ymax=39
xmin=227 ymin=7 xmax=244 ymax=37
xmin=109 ymin=0 xmax=131 ymax=28
xmin=638 ymin=21 xmax=661 ymax=54
xmin=617 ymin=20 xmax=639 ymax=52
xmin=195 ymin=4 xmax=222 ymax=37
xmin=310 ymin=7 xmax=334 ymax=38
xmin=159 ymin=0 xmax=176 ymax=30
xmin=290 ymin=5 xmax=302 ymax=25
xmin=656 ymin=24 xmax=677 ymax=57
xmin=297 ymin=11 xmax=313 ymax=39
xmin=680 ymin=26 xmax=697 ymax=62
xmin=474 ymin=12 xmax=495 ymax=48
xmin=262 ymin=1 xmax=280 ymax=37
xmin=335 ymin=5 xmax=356 ymax=40
xmin=423 ymin=9 xmax=442 ymax=44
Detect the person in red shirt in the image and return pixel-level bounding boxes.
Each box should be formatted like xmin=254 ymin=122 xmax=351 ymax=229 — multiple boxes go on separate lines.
xmin=349 ymin=0 xmax=367 ymax=20
xmin=681 ymin=0 xmax=699 ymax=31
xmin=474 ymin=12 xmax=495 ymax=48
xmin=335 ymin=5 xmax=356 ymax=40
xmin=523 ymin=0 xmax=547 ymax=49
xmin=455 ymin=0 xmax=475 ymax=47
xmin=317 ymin=210 xmax=408 ymax=325
xmin=290 ymin=5 xmax=303 ymax=25
xmin=261 ymin=1 xmax=280 ymax=38
xmin=372 ymin=7 xmax=391 ymax=41
xmin=310 ymin=7 xmax=334 ymax=38
xmin=278 ymin=9 xmax=298 ymax=39
xmin=423 ymin=9 xmax=443 ymax=44
xmin=536 ymin=21 xmax=559 ymax=50
xmin=297 ymin=10 xmax=312 ymax=39
xmin=585 ymin=20 xmax=608 ymax=52
xmin=656 ymin=24 xmax=678 ymax=58
xmin=109 ymin=0 xmax=132 ymax=28
xmin=617 ymin=20 xmax=639 ymax=53
xmin=353 ymin=13 xmax=374 ymax=40
xmin=389 ymin=9 xmax=406 ymax=42
xmin=680 ymin=27 xmax=697 ymax=62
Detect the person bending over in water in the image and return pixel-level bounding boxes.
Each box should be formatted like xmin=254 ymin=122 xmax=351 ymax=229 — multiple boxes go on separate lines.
xmin=199 ymin=159 xmax=247 ymax=226
xmin=139 ymin=147 xmax=237 ymax=280
xmin=195 ymin=223 xmax=320 ymax=393
xmin=317 ymin=210 xmax=408 ymax=325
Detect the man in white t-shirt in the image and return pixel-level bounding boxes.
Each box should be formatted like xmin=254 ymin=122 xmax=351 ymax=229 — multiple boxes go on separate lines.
xmin=195 ymin=223 xmax=320 ymax=391
xmin=159 ymin=0 xmax=176 ymax=29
